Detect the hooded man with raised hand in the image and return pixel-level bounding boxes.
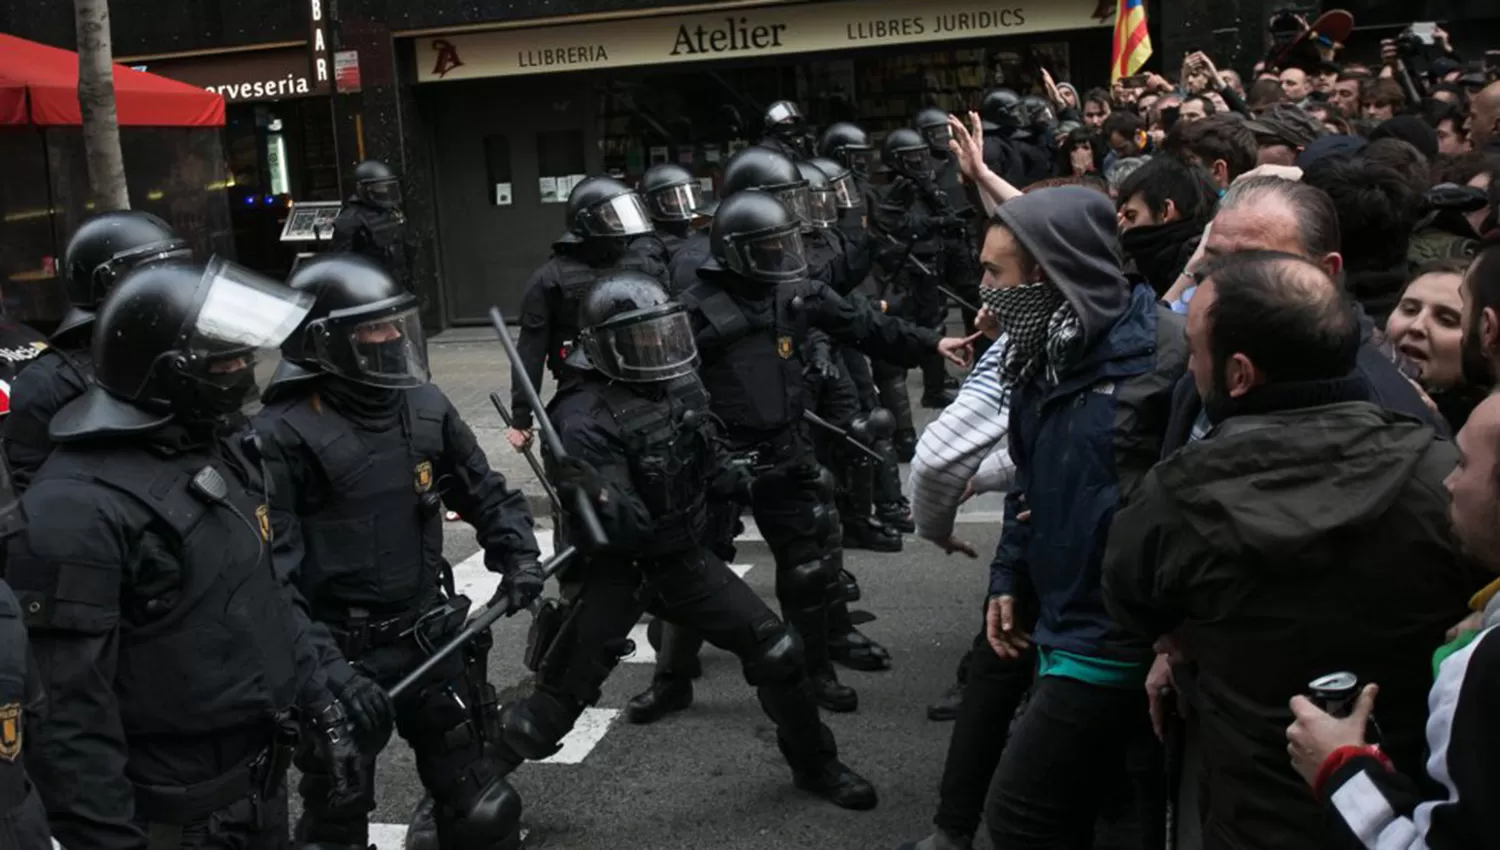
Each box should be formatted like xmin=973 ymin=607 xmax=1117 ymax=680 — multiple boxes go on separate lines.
xmin=979 ymin=186 xmax=1187 ymax=848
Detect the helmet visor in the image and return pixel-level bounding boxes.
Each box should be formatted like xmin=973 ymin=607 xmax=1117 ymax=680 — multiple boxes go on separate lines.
xmin=191 ymin=257 xmax=313 ymax=352
xmin=361 ymin=177 xmax=402 ymax=207
xmin=584 ymin=307 xmax=698 ymax=383
xmin=842 ymin=146 xmax=873 ymax=175
xmin=341 ymin=304 xmax=429 ymax=387
xmin=727 ymin=226 xmax=808 ymax=283
xmin=809 ymin=189 xmax=838 ymax=227
xmin=767 ymin=101 xmax=804 ymax=127
xmin=582 ymin=193 xmax=655 ymax=238
xmin=897 ymin=147 xmax=932 ymax=176
xmin=921 ymin=123 xmax=954 ymax=150
xmin=829 ymin=173 xmax=862 ymax=210
xmin=773 ymin=184 xmax=812 ymax=229
xmin=646 ymin=182 xmax=703 ymax=222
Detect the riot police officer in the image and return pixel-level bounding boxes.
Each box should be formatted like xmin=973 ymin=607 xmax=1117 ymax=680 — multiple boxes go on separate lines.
xmin=1015 ymin=95 xmax=1060 ymax=186
xmin=757 ymin=99 xmax=813 ymax=160
xmin=869 ymin=128 xmax=962 ymax=457
xmin=915 ymin=107 xmax=987 ymax=364
xmin=493 ymin=271 xmax=878 ymax=811
xmin=254 ymin=254 xmax=537 ymax=850
xmin=817 ymin=122 xmax=875 ymax=244
xmin=332 ymin=159 xmax=412 ymax=287
xmin=978 ymin=88 xmax=1026 ymax=187
xmin=5 ymin=258 xmax=390 ymax=850
xmin=639 ymin=163 xmax=704 ymax=259
xmin=0 ymin=452 xmax=47 ymax=849
xmin=631 ymin=190 xmax=973 ymax=719
xmin=508 ymin=177 xmax=668 ymax=453
xmin=3 ymin=211 xmax=192 ymax=491
xmin=794 ymin=161 xmax=899 ymax=553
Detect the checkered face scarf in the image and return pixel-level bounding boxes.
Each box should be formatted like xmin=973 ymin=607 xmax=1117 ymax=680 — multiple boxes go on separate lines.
xmin=980 ymin=281 xmax=1083 ymax=387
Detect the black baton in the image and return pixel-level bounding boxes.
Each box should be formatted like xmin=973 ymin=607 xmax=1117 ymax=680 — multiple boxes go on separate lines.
xmin=803 ymin=410 xmax=884 ymax=463
xmin=488 ymin=307 xmax=609 ymax=549
xmin=388 ymin=546 xmax=577 ymax=700
xmin=489 ymin=392 xmax=562 ymax=515
xmin=938 ymin=285 xmax=980 ymax=314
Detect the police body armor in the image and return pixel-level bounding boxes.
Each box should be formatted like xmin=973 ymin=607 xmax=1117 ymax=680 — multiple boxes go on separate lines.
xmin=805 ymin=229 xmax=845 ymax=289
xmin=594 ymin=376 xmax=715 ymax=558
xmin=3 ymin=347 xmax=92 ymax=486
xmin=681 ymin=281 xmax=809 ymax=435
xmin=273 ymin=385 xmax=447 ymax=621
xmin=877 ymin=178 xmax=943 ymax=261
xmin=0 ymin=581 xmax=48 ymax=850
xmin=551 ymin=253 xmax=661 ymax=375
xmin=668 ymin=232 xmax=712 ymax=296
xmin=13 ymin=443 xmax=302 ymax=735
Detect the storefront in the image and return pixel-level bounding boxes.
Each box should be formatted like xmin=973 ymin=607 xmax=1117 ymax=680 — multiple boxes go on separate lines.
xmin=127 ymin=45 xmax=347 ymax=277
xmin=406 ymin=0 xmax=1112 ymax=325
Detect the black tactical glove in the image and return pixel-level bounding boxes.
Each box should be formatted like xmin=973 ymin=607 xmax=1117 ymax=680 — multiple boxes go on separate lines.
xmin=555 ymin=456 xmax=605 ymax=505
xmin=494 ymin=560 xmax=545 ymax=615
xmin=335 ymin=673 xmax=394 ymax=753
xmin=310 ymin=701 xmax=368 ymax=809
xmin=709 ymin=463 xmax=755 ymax=506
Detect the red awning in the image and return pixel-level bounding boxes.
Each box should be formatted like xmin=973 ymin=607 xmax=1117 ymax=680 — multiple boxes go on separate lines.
xmin=0 ymin=33 xmax=224 ymax=127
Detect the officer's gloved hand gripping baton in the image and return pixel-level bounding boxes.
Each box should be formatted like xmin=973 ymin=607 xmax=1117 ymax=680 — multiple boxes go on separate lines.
xmin=487 ymin=305 xmax=609 ymax=550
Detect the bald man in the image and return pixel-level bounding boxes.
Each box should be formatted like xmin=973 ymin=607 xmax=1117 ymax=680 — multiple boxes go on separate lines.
xmin=1103 ymin=249 xmax=1484 ymax=850
xmin=1472 ymin=81 xmax=1500 ymax=153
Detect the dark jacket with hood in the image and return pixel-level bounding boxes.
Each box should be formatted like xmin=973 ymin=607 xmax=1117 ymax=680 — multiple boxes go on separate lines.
xmin=988 ymin=186 xmax=1189 ymax=665
xmin=1103 ymin=397 xmax=1484 ymax=850
xmin=1122 ymin=220 xmax=1203 ymax=297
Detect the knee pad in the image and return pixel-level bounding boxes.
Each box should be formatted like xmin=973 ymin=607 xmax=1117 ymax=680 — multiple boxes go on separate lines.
xmin=865 ymin=407 xmax=896 ymax=439
xmin=814 ymin=465 xmax=838 ymax=499
xmin=742 ymin=618 xmax=806 ymax=687
xmin=439 ymin=776 xmax=523 ymax=850
xmin=777 ymin=558 xmax=838 ymax=610
xmin=810 ymin=499 xmax=840 ymax=548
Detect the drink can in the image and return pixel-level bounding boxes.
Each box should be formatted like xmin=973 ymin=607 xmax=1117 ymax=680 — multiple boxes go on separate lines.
xmin=1309 ymin=671 xmax=1359 ymax=718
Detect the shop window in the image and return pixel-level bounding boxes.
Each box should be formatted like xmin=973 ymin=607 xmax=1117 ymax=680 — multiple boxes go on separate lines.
xmin=484 ymin=134 xmax=513 ymax=206
xmin=536 ymin=129 xmax=586 ymax=204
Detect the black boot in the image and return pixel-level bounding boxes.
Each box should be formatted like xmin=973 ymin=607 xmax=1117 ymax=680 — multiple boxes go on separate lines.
xmin=829 ymin=594 xmax=893 ymax=672
xmin=926 ymin=681 xmax=964 ymax=721
xmin=645 ymin=618 xmax=702 ymax=679
xmin=875 ymin=501 xmax=916 ymax=534
xmin=624 ymin=675 xmax=694 ymax=724
xmin=842 ymin=517 xmax=903 ymax=552
xmin=403 ymin=795 xmax=438 ymax=850
xmin=777 ymin=724 xmax=878 ymax=811
xmin=892 ymin=429 xmax=917 ymax=463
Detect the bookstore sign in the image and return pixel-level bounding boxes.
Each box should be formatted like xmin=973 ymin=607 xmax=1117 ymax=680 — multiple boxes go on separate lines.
xmin=416 ymin=0 xmax=1110 ymax=82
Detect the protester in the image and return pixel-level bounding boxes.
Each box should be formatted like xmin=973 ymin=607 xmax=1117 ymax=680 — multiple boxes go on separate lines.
xmin=1288 ymin=386 xmax=1500 ymax=850
xmin=1083 ymin=88 xmax=1112 ymax=131
xmin=1303 ymin=154 xmax=1421 ymax=325
xmin=1473 ymin=81 xmax=1500 ymax=153
xmin=1387 ymin=259 xmax=1486 ymax=429
xmin=1163 ymin=113 xmax=1259 ymax=190
xmin=1245 ymin=103 xmax=1325 ymax=166
xmin=1116 ymin=157 xmax=1220 ymax=295
xmin=1278 ymin=66 xmax=1313 ymax=102
xmin=980 ymin=184 xmax=1186 ymax=848
xmin=1363 ymin=78 xmax=1406 ymax=121
xmin=1330 ymin=74 xmax=1365 ymax=117
xmin=1460 ymin=244 xmax=1500 ymax=390
xmin=1104 ymin=250 xmax=1483 ymax=850
xmin=1179 ymin=95 xmax=1214 ymax=124
xmin=1102 ymin=111 xmax=1147 ymax=173
xmin=1424 ymin=101 xmax=1473 ymax=155
xmin=1247 ymin=79 xmax=1285 ymax=112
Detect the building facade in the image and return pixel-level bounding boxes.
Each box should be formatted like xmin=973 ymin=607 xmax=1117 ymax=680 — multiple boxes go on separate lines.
xmin=0 ymin=0 xmax=1490 ymax=329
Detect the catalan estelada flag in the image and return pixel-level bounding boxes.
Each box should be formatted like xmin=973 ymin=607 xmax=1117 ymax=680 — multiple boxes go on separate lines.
xmin=1111 ymin=0 xmax=1153 ymax=82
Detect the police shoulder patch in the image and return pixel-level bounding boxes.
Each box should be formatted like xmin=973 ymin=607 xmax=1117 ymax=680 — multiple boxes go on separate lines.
xmin=256 ymin=504 xmax=271 ymax=542
xmin=0 ymin=702 xmax=21 ymax=762
xmin=777 ymin=336 xmax=793 ymax=359
xmin=415 ymin=461 xmax=434 ymax=493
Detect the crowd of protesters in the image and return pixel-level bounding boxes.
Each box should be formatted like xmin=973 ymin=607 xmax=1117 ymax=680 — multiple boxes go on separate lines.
xmin=902 ymin=15 xmax=1500 ymax=850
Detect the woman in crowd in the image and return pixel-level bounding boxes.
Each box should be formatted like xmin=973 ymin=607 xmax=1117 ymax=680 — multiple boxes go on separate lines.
xmin=1385 ymin=259 xmax=1486 ymax=430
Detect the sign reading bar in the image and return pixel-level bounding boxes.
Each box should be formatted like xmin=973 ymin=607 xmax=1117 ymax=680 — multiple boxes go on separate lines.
xmin=416 ymin=0 xmax=1110 ymax=83
xmin=307 ymin=0 xmax=333 ymax=94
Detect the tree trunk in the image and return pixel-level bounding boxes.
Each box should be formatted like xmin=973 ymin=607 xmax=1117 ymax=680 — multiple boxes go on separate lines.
xmin=74 ymin=0 xmax=130 ymax=211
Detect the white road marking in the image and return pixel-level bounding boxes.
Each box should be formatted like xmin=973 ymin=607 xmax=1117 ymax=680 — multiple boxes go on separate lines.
xmin=622 ymin=563 xmax=754 ymax=665
xmin=540 ymin=707 xmax=618 ymax=764
xmin=367 ymin=824 xmax=532 ymax=850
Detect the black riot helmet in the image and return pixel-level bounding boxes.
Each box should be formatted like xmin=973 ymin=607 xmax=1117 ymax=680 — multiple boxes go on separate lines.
xmin=1021 ymin=95 xmax=1058 ymax=134
xmin=818 ymin=122 xmax=874 ymax=177
xmin=796 ymin=161 xmax=838 ymax=230
xmin=559 ymin=176 xmax=654 ymax=245
xmin=354 ymin=159 xmax=402 ymax=209
xmin=882 ymin=128 xmax=933 ymax=180
xmin=62 ymin=211 xmax=191 ymax=310
xmin=639 ymin=163 xmax=703 ymax=225
xmin=53 ymin=258 xmax=312 ymax=439
xmin=980 ymin=88 xmax=1024 ymax=135
xmin=763 ymin=100 xmax=807 ymax=138
xmin=279 ymin=254 xmax=428 ymax=389
xmin=718 ymin=147 xmax=810 ymax=226
xmin=807 ymin=157 xmax=862 ymax=212
xmin=703 ymin=190 xmax=807 ymax=287
xmin=574 ymin=271 xmax=697 ymax=384
xmin=913 ymin=107 xmax=954 ymax=154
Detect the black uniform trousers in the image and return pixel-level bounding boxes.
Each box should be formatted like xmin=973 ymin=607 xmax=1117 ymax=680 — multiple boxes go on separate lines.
xmin=874 ymin=265 xmax=949 ymax=419
xmin=0 ymin=771 xmax=51 ymax=850
xmin=508 ymin=551 xmax=833 ymax=768
xmin=295 ymin=604 xmax=496 ymax=848
xmin=808 ymin=361 xmax=878 ymax=535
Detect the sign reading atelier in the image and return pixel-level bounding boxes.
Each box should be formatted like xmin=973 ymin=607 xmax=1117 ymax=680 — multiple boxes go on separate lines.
xmin=307 ymin=0 xmax=333 ymax=94
xmin=416 ymin=0 xmax=1110 ymax=82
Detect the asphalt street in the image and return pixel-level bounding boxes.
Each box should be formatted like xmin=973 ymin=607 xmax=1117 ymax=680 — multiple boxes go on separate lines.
xmin=355 ymin=517 xmax=1007 ymax=850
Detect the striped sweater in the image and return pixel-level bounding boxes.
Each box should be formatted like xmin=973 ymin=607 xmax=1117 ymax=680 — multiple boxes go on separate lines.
xmin=908 ymin=339 xmax=1014 ymax=542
